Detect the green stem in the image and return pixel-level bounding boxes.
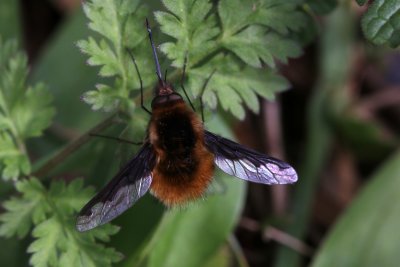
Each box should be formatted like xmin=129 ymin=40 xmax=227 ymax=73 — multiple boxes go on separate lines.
xmin=228 ymin=234 xmax=250 ymax=267
xmin=32 ymin=114 xmax=117 ymax=178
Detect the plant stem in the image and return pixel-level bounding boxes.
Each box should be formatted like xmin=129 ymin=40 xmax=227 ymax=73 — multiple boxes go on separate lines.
xmin=228 ymin=234 xmax=250 ymax=267
xmin=32 ymin=114 xmax=117 ymax=178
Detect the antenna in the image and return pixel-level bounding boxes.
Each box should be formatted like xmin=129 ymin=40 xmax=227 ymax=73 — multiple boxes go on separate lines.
xmin=146 ymin=18 xmax=163 ymax=81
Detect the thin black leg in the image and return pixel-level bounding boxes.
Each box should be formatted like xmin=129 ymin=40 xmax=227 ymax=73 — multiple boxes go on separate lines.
xmin=199 ymin=69 xmax=216 ymax=123
xmin=181 ymin=53 xmax=196 ymax=112
xmin=126 ymin=49 xmax=152 ymax=115
xmin=89 ymin=133 xmax=143 ymax=146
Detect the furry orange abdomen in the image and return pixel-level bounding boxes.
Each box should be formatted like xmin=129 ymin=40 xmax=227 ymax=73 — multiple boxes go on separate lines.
xmin=151 ymin=145 xmax=214 ymax=206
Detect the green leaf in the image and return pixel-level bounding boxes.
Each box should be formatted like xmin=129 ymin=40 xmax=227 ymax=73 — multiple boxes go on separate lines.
xmin=311 ymin=150 xmax=400 ymax=267
xmin=12 ymin=83 xmax=55 ymax=139
xmin=219 ymin=0 xmax=308 ymax=35
xmin=60 ymin=224 xmax=122 ymax=267
xmin=1 ymin=153 xmax=30 ymax=180
xmin=78 ymin=37 xmax=121 ymax=77
xmin=222 ymin=25 xmax=271 ymax=68
xmin=83 ymin=1 xmax=118 ymax=41
xmin=0 ymin=132 xmax=31 ymax=180
xmin=49 ymin=179 xmax=94 ymax=214
xmin=82 ymin=84 xmax=122 ymax=112
xmin=218 ymin=0 xmax=254 ymax=35
xmin=0 ymin=177 xmax=122 ymax=267
xmin=0 ymin=38 xmax=54 ymax=180
xmin=252 ymin=2 xmax=309 ymax=33
xmin=361 ymin=0 xmax=400 ymax=47
xmin=80 ymin=0 xmax=151 ymax=112
xmin=0 ymin=178 xmax=47 ymax=238
xmin=0 ymin=43 xmax=27 ymax=110
xmin=218 ymin=0 xmax=303 ymax=68
xmin=148 ymin=176 xmax=245 ymax=267
xmin=155 ymin=0 xmax=219 ymax=67
xmin=333 ymin=113 xmax=395 ymax=161
xmin=265 ymin=33 xmax=303 ymax=64
xmin=0 ymin=196 xmax=36 ymax=238
xmin=188 ymin=55 xmax=290 ymax=119
xmin=81 ymin=0 xmax=307 ymax=119
xmin=28 ymin=217 xmax=61 ymax=267
xmin=28 ymin=217 xmax=122 ymax=267
xmin=222 ymin=26 xmax=301 ymax=68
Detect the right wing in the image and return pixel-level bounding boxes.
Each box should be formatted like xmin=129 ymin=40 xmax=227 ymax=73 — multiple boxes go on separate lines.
xmin=76 ymin=142 xmax=156 ymax=232
xmin=204 ymin=131 xmax=297 ymax=185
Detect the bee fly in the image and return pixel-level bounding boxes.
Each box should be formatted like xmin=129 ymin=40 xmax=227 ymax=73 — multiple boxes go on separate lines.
xmin=76 ymin=19 xmax=298 ymax=232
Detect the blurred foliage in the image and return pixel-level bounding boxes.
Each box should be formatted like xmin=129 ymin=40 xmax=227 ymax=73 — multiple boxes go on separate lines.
xmin=275 ymin=3 xmax=356 ymax=266
xmin=0 ymin=0 xmax=19 ymax=40
xmin=0 ymin=0 xmax=399 ymax=267
xmin=311 ymin=149 xmax=400 ymax=267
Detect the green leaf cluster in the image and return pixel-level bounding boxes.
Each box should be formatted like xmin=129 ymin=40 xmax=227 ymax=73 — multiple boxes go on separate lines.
xmin=78 ymin=0 xmax=152 ymax=112
xmin=0 ymin=37 xmax=122 ymax=267
xmin=0 ymin=39 xmax=55 ymax=180
xmin=80 ymin=0 xmax=315 ymax=119
xmin=155 ymin=0 xmax=308 ymax=119
xmin=361 ymin=0 xmax=400 ymax=47
xmin=0 ymin=178 xmax=122 ymax=267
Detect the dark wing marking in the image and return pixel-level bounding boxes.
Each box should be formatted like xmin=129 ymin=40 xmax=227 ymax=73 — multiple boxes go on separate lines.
xmin=204 ymin=131 xmax=297 ymax=185
xmin=76 ymin=142 xmax=156 ymax=232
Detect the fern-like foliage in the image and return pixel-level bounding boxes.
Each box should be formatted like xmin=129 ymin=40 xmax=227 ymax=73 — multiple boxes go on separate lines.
xmin=80 ymin=0 xmax=316 ymax=119
xmin=78 ymin=0 xmax=153 ymax=112
xmin=0 ymin=39 xmax=55 ymax=180
xmin=0 ymin=178 xmax=122 ymax=267
xmin=155 ymin=0 xmax=310 ymax=119
xmin=0 ymin=38 xmax=121 ymax=267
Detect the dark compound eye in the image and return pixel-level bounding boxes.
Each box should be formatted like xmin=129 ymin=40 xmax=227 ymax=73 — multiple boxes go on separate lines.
xmin=151 ymin=93 xmax=183 ymax=107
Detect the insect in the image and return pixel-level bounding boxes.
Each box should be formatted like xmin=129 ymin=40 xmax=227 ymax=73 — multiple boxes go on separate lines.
xmin=76 ymin=19 xmax=298 ymax=232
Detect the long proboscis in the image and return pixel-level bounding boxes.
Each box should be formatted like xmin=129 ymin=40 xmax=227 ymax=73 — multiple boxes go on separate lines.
xmin=146 ymin=18 xmax=163 ymax=82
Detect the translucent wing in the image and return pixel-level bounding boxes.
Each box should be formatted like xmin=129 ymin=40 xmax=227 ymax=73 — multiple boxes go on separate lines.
xmin=76 ymin=142 xmax=156 ymax=232
xmin=204 ymin=131 xmax=297 ymax=185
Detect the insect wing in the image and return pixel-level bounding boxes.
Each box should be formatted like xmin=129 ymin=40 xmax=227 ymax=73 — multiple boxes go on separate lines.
xmin=204 ymin=131 xmax=297 ymax=185
xmin=76 ymin=142 xmax=156 ymax=232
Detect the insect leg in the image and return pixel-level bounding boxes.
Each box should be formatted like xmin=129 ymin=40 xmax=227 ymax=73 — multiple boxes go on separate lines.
xmin=89 ymin=133 xmax=143 ymax=145
xmin=199 ymin=69 xmax=217 ymax=123
xmin=126 ymin=49 xmax=152 ymax=115
xmin=180 ymin=52 xmax=197 ymax=112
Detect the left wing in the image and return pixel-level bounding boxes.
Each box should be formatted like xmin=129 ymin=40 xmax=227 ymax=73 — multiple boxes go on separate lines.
xmin=76 ymin=142 xmax=156 ymax=232
xmin=204 ymin=131 xmax=297 ymax=185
